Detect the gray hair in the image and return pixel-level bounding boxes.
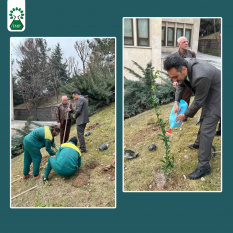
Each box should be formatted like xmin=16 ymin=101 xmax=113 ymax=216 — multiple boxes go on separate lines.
xmin=177 ymin=36 xmax=187 ymax=44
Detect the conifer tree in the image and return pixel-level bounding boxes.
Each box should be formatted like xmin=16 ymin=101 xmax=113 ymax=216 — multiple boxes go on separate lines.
xmin=48 ymin=43 xmax=70 ymax=103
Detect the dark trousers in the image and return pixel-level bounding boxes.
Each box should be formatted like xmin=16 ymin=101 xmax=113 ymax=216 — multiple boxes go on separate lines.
xmin=60 ymin=119 xmax=71 ymax=144
xmin=77 ymin=123 xmax=87 ymax=152
xmin=182 ymin=87 xmax=192 ymax=106
xmin=194 ymin=108 xmax=220 ymax=170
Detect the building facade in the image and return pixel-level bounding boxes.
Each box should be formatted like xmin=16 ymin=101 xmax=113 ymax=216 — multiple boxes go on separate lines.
xmin=124 ymin=17 xmax=200 ymax=82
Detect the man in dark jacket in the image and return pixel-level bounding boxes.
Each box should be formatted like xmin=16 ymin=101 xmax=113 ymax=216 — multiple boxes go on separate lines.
xmin=72 ymin=89 xmax=89 ymax=153
xmin=56 ymin=96 xmax=74 ymax=144
xmin=164 ymin=55 xmax=221 ymax=179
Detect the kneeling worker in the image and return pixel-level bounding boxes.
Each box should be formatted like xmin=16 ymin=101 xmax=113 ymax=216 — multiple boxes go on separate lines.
xmin=43 ymin=136 xmax=81 ymax=183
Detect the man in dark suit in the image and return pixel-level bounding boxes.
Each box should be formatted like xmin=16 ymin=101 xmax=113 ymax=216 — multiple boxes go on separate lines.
xmin=164 ymin=55 xmax=221 ymax=179
xmin=72 ymin=89 xmax=89 ymax=153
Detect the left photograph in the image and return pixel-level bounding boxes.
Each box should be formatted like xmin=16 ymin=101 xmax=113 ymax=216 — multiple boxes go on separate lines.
xmin=10 ymin=37 xmax=116 ymax=208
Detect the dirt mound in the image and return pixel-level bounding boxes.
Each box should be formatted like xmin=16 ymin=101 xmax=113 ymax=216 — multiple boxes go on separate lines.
xmin=100 ymin=164 xmax=115 ymax=181
xmin=72 ymin=161 xmax=100 ymax=188
xmin=148 ymin=168 xmax=185 ymax=191
xmin=73 ymin=173 xmax=90 ymax=188
xmin=86 ymin=123 xmax=100 ymax=130
xmin=84 ymin=161 xmax=100 ymax=170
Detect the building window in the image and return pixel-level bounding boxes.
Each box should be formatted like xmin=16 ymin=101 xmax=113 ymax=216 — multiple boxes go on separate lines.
xmin=124 ymin=18 xmax=134 ymax=45
xmin=167 ymin=27 xmax=174 ymax=46
xmin=162 ymin=27 xmax=166 ymax=46
xmin=176 ymin=28 xmax=183 ymax=46
xmin=137 ymin=18 xmax=149 ymax=46
xmin=185 ymin=29 xmax=191 ymax=45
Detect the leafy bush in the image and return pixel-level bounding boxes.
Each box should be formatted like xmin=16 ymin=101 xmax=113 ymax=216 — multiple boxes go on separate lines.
xmin=124 ymin=61 xmax=154 ymax=87
xmin=154 ymin=73 xmax=175 ymax=104
xmin=63 ymin=70 xmax=115 ymax=116
xmin=124 ymin=61 xmax=175 ymax=118
xmin=124 ymin=79 xmax=152 ymax=118
xmin=11 ymin=117 xmax=42 ymax=158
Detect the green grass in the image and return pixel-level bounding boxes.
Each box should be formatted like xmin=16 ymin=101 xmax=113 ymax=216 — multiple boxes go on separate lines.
xmin=11 ymin=103 xmax=115 ymax=207
xmin=124 ymin=98 xmax=221 ymax=191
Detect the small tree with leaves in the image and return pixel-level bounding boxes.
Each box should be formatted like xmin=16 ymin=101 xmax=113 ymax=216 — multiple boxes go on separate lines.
xmin=151 ymin=70 xmax=174 ymax=177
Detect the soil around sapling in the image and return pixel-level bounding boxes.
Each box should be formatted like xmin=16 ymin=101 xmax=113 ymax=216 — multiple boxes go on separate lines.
xmin=148 ymin=167 xmax=187 ymax=191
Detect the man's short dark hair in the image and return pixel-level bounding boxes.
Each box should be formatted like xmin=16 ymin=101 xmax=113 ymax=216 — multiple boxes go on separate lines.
xmin=163 ymin=55 xmax=188 ymax=72
xmin=72 ymin=89 xmax=81 ymax=95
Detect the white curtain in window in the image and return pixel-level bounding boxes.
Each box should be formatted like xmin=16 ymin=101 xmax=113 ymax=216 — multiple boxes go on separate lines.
xmin=185 ymin=30 xmax=191 ymax=43
xmin=177 ymin=29 xmax=183 ymax=40
xmin=168 ymin=28 xmax=174 ymax=41
xmin=124 ymin=19 xmax=132 ymax=37
xmin=138 ymin=19 xmax=148 ymax=38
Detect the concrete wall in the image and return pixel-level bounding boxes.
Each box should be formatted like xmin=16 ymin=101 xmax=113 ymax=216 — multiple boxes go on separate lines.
xmin=124 ymin=18 xmax=162 ymax=82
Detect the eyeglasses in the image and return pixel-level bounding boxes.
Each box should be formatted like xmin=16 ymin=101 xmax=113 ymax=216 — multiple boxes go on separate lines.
xmin=181 ymin=41 xmax=189 ymax=44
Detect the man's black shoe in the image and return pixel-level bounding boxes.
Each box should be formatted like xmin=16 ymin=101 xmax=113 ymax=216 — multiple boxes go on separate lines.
xmin=215 ymin=130 xmax=221 ymax=136
xmin=42 ymin=176 xmax=49 ymax=184
xmin=81 ymin=150 xmax=87 ymax=153
xmin=188 ymin=144 xmax=199 ymax=150
xmin=188 ymin=168 xmax=211 ymax=180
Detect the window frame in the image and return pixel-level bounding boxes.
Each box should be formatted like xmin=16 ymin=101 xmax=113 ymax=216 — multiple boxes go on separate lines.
xmin=124 ymin=18 xmax=134 ymax=46
xmin=185 ymin=29 xmax=192 ymax=46
xmin=162 ymin=26 xmax=166 ymax=46
xmin=167 ymin=27 xmax=174 ymax=46
xmin=176 ymin=28 xmax=183 ymax=47
xmin=136 ymin=18 xmax=150 ymax=47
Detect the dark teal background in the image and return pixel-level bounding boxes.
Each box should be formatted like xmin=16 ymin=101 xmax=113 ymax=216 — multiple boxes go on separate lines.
xmin=2 ymin=0 xmax=232 ymax=232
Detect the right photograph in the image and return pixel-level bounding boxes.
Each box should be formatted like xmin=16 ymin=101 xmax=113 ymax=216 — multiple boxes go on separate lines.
xmin=123 ymin=17 xmax=222 ymax=192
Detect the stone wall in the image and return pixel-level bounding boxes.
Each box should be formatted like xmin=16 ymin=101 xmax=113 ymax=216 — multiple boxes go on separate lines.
xmin=198 ymin=39 xmax=221 ymax=56
xmin=14 ymin=106 xmax=58 ymax=121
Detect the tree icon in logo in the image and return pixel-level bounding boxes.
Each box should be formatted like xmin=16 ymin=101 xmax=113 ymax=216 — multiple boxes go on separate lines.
xmin=9 ymin=7 xmax=24 ymax=30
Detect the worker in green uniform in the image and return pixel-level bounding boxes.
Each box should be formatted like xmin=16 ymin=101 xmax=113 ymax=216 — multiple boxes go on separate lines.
xmin=43 ymin=136 xmax=81 ymax=183
xmin=23 ymin=125 xmax=60 ymax=179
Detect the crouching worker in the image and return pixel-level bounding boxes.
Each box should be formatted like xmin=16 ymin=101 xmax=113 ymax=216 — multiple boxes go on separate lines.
xmin=23 ymin=125 xmax=60 ymax=179
xmin=43 ymin=137 xmax=81 ymax=183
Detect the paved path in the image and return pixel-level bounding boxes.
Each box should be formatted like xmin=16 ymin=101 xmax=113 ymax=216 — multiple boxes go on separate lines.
xmin=196 ymin=52 xmax=221 ymax=70
xmin=11 ymin=120 xmax=57 ymax=126
xmin=11 ymin=120 xmax=57 ymax=135
xmin=162 ymin=52 xmax=221 ymax=70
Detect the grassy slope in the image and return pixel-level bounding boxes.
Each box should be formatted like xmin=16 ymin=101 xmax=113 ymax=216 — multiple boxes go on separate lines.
xmin=11 ymin=103 xmax=115 ymax=207
xmin=124 ymin=98 xmax=221 ymax=191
